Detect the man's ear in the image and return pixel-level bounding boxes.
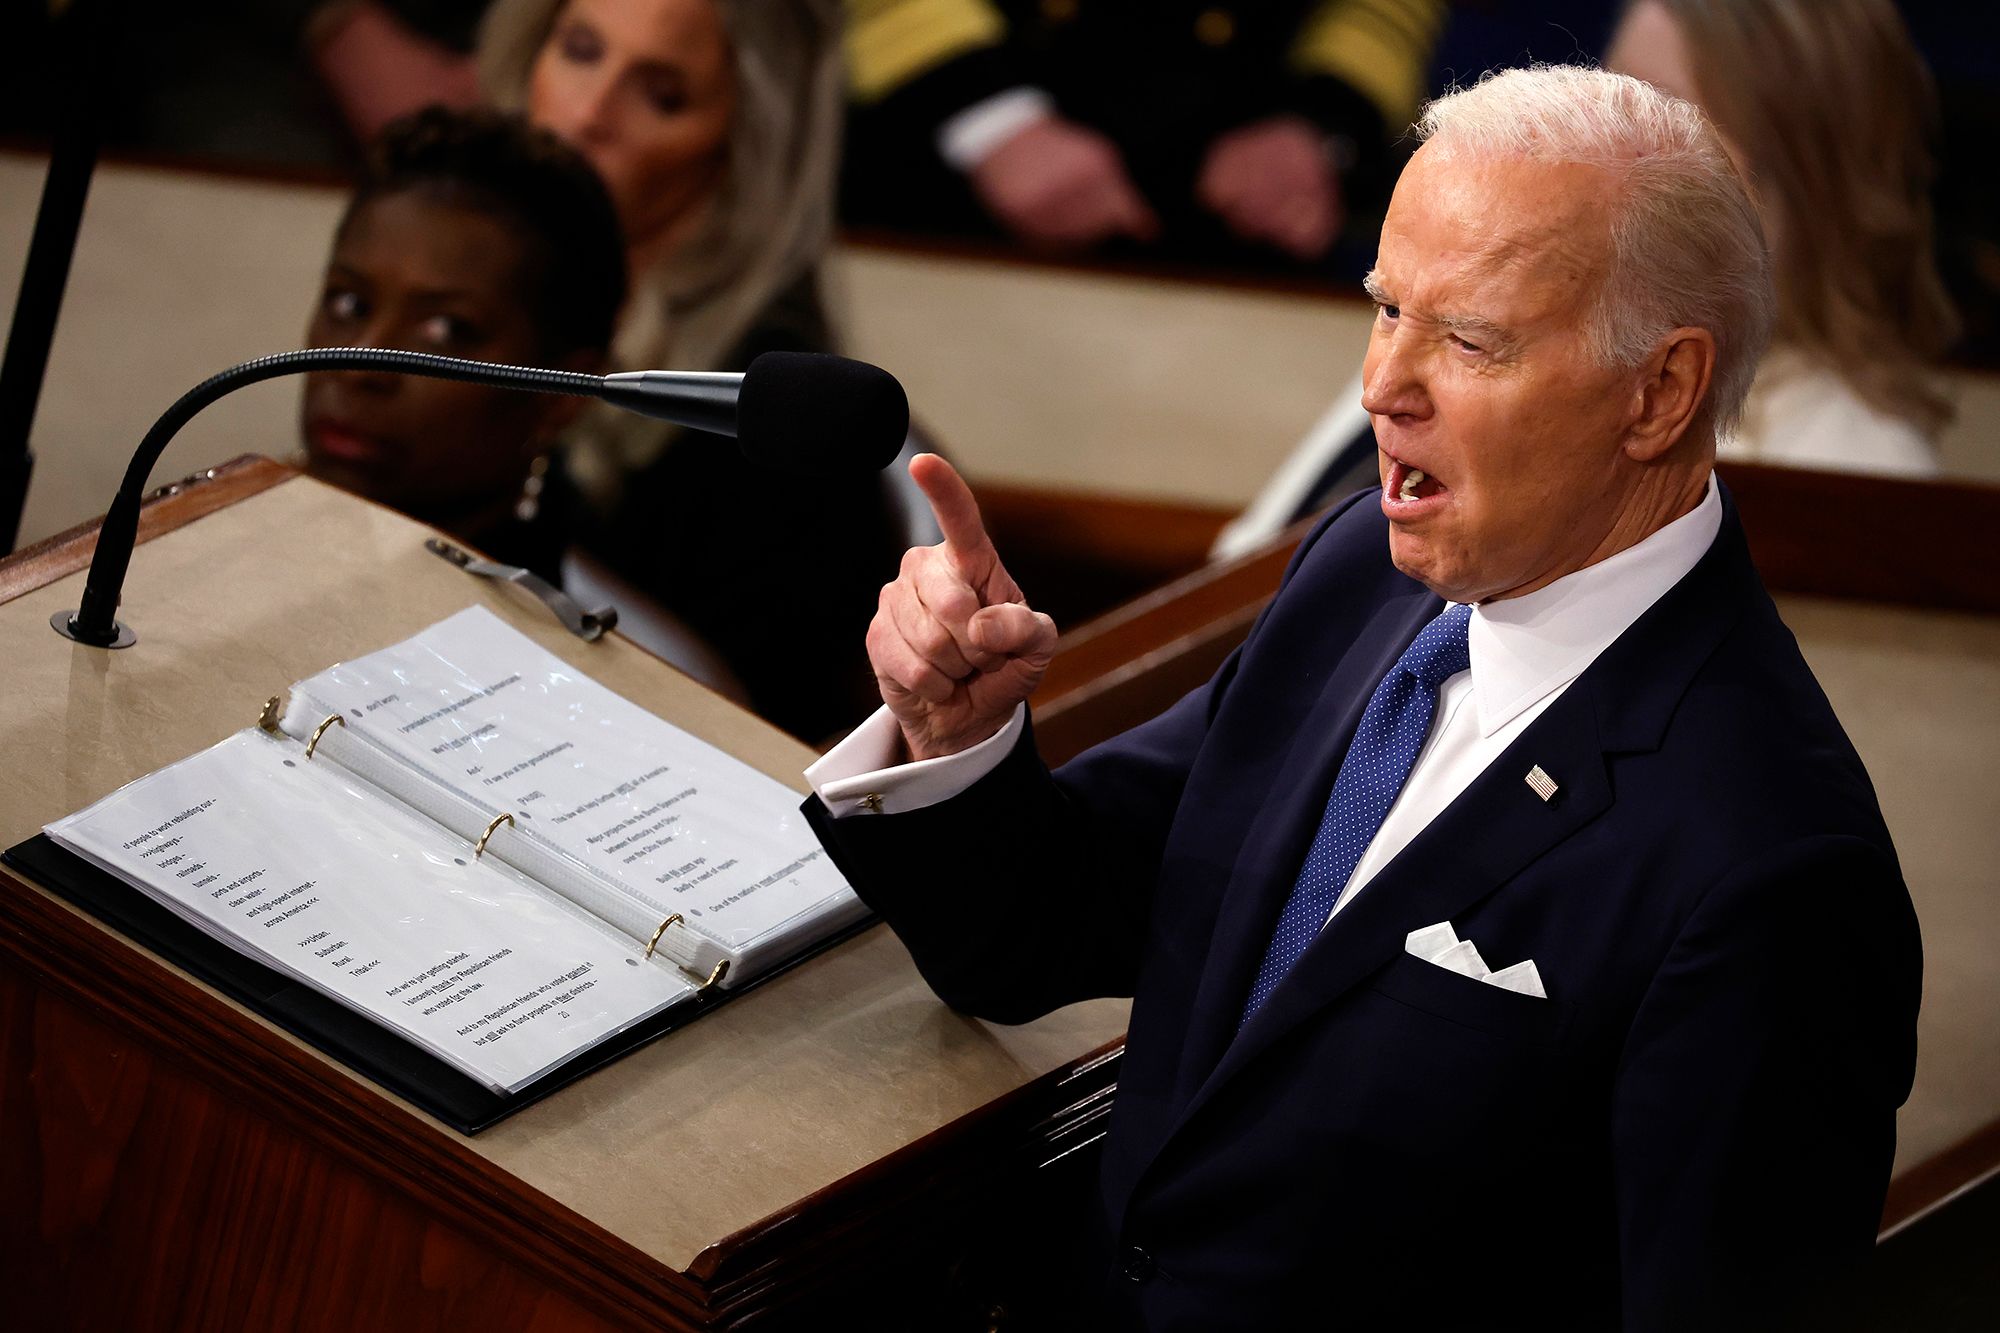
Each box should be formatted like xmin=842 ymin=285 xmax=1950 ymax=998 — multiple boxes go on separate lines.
xmin=1624 ymin=327 xmax=1716 ymax=462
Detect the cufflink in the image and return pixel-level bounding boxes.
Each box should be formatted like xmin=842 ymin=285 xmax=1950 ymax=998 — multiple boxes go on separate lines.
xmin=856 ymin=793 xmax=884 ymax=814
xmin=1524 ymin=766 xmax=1559 ymax=802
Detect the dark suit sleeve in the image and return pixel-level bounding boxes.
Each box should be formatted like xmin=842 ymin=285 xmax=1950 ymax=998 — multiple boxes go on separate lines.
xmin=1611 ymin=834 xmax=1922 ymax=1329
xmin=805 ymin=652 xmax=1239 ymax=1024
xmin=804 ymin=493 xmax=1375 ymax=1023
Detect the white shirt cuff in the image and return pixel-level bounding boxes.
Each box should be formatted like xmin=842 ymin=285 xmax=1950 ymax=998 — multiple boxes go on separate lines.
xmin=806 ymin=704 xmax=1027 ymax=817
xmin=936 ymin=87 xmax=1055 ymax=172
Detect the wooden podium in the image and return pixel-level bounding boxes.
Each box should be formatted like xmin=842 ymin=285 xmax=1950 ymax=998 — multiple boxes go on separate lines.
xmin=0 ymin=458 xmax=1130 ymax=1331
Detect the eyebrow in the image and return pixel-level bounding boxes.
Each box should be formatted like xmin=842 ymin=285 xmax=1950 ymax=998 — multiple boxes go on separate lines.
xmin=325 ymin=262 xmax=488 ymax=306
xmin=1362 ymin=271 xmax=1516 ymax=350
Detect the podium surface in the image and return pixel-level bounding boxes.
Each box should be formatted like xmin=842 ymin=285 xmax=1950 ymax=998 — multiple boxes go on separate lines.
xmin=0 ymin=458 xmax=1129 ymax=1329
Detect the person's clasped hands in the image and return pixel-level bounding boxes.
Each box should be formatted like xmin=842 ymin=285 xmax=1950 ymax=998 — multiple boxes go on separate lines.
xmin=970 ymin=110 xmax=1341 ymax=260
xmin=969 ymin=114 xmax=1160 ymax=251
xmin=868 ymin=455 xmax=1058 ymax=761
xmin=1196 ymin=114 xmax=1344 ymax=261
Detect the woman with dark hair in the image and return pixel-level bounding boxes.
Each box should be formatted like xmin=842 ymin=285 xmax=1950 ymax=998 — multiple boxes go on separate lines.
xmin=299 ymin=105 xmax=628 ymax=580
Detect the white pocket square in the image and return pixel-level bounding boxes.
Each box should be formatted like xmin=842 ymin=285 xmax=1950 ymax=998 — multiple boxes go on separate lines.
xmin=1405 ymin=922 xmax=1547 ymax=999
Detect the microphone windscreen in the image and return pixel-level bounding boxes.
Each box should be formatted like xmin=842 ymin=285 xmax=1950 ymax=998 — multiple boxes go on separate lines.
xmin=736 ymin=352 xmax=910 ymax=476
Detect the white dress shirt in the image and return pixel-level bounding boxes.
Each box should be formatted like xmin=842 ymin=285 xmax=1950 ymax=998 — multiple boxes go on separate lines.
xmin=810 ymin=475 xmax=1722 ymax=920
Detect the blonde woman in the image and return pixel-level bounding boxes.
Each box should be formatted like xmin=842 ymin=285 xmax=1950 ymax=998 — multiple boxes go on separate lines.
xmin=481 ymin=0 xmax=901 ymax=743
xmin=1608 ymin=0 xmax=1959 ymax=476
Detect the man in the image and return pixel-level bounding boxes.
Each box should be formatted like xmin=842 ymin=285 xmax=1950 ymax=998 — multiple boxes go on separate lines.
xmin=805 ymin=67 xmax=1921 ymax=1329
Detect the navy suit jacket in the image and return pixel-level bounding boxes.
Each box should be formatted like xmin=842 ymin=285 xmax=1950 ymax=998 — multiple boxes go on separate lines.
xmin=805 ymin=490 xmax=1921 ymax=1330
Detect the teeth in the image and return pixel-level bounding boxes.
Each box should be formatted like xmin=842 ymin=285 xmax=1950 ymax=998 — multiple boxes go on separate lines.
xmin=1398 ymin=468 xmax=1426 ymax=501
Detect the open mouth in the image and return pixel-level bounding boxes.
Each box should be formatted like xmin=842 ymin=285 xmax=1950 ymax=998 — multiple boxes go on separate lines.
xmin=1385 ymin=457 xmax=1446 ymax=505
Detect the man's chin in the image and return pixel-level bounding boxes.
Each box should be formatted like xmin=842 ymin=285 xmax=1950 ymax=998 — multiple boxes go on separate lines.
xmin=1386 ymin=528 xmax=1436 ymax=582
xmin=1387 ymin=532 xmax=1478 ymax=604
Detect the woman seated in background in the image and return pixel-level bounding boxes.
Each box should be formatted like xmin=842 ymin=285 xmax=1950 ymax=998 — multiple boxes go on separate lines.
xmin=300 ymin=105 xmax=624 ymax=582
xmin=1214 ymin=0 xmax=1960 ymax=561
xmin=479 ymin=0 xmax=904 ymax=743
xmin=1607 ymin=0 xmax=1957 ymax=477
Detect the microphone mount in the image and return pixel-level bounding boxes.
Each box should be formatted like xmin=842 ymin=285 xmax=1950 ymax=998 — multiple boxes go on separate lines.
xmin=54 ymin=346 xmax=751 ymax=649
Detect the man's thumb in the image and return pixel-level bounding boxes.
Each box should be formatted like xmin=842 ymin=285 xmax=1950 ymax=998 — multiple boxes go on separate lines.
xmin=970 ymin=603 xmax=1057 ymax=663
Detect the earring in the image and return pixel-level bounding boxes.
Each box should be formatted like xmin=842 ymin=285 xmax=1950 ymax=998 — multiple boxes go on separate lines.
xmin=515 ymin=453 xmax=551 ymax=524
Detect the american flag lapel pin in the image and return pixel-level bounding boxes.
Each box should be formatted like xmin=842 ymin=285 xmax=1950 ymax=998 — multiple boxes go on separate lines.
xmin=1524 ymin=765 xmax=1559 ymax=802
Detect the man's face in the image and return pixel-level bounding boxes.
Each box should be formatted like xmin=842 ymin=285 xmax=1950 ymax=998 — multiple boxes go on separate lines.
xmin=1363 ymin=145 xmax=1647 ymax=604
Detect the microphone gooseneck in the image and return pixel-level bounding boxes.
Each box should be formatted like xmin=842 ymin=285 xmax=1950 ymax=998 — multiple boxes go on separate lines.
xmin=57 ymin=346 xmax=907 ymax=648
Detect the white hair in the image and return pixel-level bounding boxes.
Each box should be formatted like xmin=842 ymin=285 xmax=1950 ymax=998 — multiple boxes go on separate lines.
xmin=1417 ymin=66 xmax=1775 ymax=437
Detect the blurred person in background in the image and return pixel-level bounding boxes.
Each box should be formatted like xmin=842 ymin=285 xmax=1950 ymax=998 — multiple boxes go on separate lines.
xmin=300 ymin=106 xmax=624 ymax=584
xmin=306 ymin=1 xmax=489 ymax=143
xmin=1607 ymin=0 xmax=1958 ymax=477
xmin=1216 ymin=0 xmax=1958 ymax=561
xmin=842 ymin=0 xmax=1446 ymax=268
xmin=480 ymin=0 xmax=902 ymax=743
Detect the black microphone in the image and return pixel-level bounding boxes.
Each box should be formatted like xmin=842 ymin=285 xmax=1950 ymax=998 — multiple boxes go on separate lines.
xmin=603 ymin=351 xmax=909 ymax=476
xmin=54 ymin=347 xmax=910 ymax=648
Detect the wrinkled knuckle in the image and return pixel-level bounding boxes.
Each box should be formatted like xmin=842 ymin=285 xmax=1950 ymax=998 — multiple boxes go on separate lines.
xmin=932 ymin=590 xmax=976 ymax=630
xmin=916 ymin=622 xmax=957 ymax=661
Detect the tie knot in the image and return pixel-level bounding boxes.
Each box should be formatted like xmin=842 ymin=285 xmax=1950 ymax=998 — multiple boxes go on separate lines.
xmin=1400 ymin=602 xmax=1472 ymax=690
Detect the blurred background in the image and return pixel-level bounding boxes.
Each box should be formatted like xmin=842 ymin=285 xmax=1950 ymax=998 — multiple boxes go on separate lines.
xmin=2 ymin=1 xmax=1994 ymax=549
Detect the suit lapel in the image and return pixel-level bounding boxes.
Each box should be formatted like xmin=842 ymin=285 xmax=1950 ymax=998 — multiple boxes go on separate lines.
xmin=1146 ymin=494 xmax=1764 ymax=1174
xmin=1167 ymin=589 xmax=1436 ymax=1105
xmin=1188 ymin=684 xmax=1614 ymax=1117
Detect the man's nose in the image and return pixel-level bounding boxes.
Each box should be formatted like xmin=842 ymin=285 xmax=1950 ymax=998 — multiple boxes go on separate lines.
xmin=1360 ymin=330 xmax=1429 ymax=420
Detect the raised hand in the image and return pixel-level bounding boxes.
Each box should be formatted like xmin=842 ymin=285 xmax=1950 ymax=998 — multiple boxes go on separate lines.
xmin=867 ymin=455 xmax=1058 ymax=760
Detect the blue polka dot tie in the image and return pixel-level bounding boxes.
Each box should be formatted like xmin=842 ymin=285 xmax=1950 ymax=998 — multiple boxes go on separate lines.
xmin=1241 ymin=602 xmax=1473 ymax=1025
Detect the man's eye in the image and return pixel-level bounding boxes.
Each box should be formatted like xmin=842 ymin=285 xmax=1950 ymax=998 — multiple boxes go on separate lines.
xmin=1452 ymin=335 xmax=1483 ymax=354
xmin=1378 ymin=304 xmax=1400 ymax=323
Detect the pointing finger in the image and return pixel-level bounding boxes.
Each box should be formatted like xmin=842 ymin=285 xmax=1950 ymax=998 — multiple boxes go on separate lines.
xmin=910 ymin=453 xmax=1001 ymax=580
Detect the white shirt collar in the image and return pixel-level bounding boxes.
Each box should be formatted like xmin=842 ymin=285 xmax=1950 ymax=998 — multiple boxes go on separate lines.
xmin=1462 ymin=472 xmax=1722 ymax=737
